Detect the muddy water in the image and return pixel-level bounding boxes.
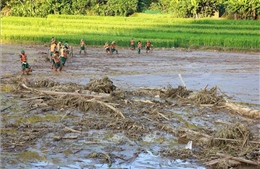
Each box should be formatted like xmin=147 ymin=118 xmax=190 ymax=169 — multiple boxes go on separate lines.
xmin=1 ymin=44 xmax=259 ymax=105
xmin=1 ymin=44 xmax=259 ymax=168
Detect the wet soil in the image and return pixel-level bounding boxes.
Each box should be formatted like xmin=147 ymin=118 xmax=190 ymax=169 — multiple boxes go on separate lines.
xmin=0 ymin=44 xmax=259 ymax=169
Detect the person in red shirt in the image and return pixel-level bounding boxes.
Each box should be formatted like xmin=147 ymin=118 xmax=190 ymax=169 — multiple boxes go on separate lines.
xmin=19 ymin=50 xmax=32 ymax=75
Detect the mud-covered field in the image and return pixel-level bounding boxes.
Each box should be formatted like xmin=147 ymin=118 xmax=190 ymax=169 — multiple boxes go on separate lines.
xmin=0 ymin=44 xmax=260 ymax=169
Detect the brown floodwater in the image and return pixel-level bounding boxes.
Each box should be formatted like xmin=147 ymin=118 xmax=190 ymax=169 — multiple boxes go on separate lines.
xmin=0 ymin=44 xmax=259 ymax=169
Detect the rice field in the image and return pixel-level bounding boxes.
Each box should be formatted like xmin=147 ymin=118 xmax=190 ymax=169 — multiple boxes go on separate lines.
xmin=1 ymin=14 xmax=260 ymax=50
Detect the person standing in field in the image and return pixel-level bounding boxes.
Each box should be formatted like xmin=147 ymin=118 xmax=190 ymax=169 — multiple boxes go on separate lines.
xmin=53 ymin=51 xmax=62 ymax=72
xmin=64 ymin=41 xmax=69 ymax=49
xmin=50 ymin=41 xmax=57 ymax=56
xmin=79 ymin=39 xmax=86 ymax=55
xmin=19 ymin=50 xmax=32 ymax=75
xmin=51 ymin=37 xmax=55 ymax=44
xmin=60 ymin=46 xmax=68 ymax=66
xmin=146 ymin=40 xmax=152 ymax=53
xmin=57 ymin=41 xmax=62 ymax=51
xmin=130 ymin=38 xmax=135 ymax=50
xmin=50 ymin=41 xmax=57 ymax=62
xmin=137 ymin=40 xmax=142 ymax=54
xmin=110 ymin=41 xmax=118 ymax=54
xmin=104 ymin=42 xmax=110 ymax=54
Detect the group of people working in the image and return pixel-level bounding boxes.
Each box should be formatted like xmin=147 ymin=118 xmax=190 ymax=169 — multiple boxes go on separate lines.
xmin=49 ymin=37 xmax=70 ymax=72
xmin=130 ymin=38 xmax=152 ymax=54
xmin=103 ymin=41 xmax=118 ymax=54
xmin=104 ymin=39 xmax=152 ymax=55
xmin=18 ymin=37 xmax=153 ymax=75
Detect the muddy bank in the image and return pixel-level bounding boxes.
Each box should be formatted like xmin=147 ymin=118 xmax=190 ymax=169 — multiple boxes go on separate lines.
xmin=0 ymin=44 xmax=259 ymax=168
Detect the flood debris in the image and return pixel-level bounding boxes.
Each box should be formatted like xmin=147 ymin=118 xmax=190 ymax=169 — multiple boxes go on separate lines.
xmin=20 ymin=83 xmax=110 ymax=99
xmin=87 ymin=152 xmax=113 ymax=167
xmin=203 ymin=123 xmax=260 ymax=168
xmin=85 ymin=76 xmax=116 ymax=93
xmin=118 ymin=152 xmax=139 ymax=165
xmin=162 ymin=123 xmax=259 ymax=168
xmin=210 ymin=123 xmax=253 ymax=149
xmin=224 ymin=102 xmax=260 ymax=119
xmin=53 ymin=135 xmax=78 ymax=141
xmin=1 ymin=76 xmax=259 ymax=168
xmin=1 ymin=105 xmax=13 ymax=112
xmin=33 ymin=79 xmax=60 ymax=88
xmin=162 ymin=85 xmax=192 ymax=99
xmin=186 ymin=86 xmax=225 ymax=105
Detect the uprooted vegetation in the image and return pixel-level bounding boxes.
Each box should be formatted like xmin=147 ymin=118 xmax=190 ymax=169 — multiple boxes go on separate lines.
xmin=1 ymin=76 xmax=259 ymax=168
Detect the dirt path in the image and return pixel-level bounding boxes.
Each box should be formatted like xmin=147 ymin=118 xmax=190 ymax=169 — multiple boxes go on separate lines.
xmin=1 ymin=44 xmax=259 ymax=168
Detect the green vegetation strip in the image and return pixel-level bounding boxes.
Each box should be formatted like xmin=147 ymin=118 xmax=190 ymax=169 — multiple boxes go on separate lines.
xmin=1 ymin=15 xmax=260 ymax=50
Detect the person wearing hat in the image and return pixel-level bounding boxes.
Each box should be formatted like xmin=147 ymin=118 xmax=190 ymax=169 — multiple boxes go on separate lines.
xmin=64 ymin=41 xmax=69 ymax=49
xmin=19 ymin=50 xmax=32 ymax=75
xmin=79 ymin=39 xmax=86 ymax=55
xmin=110 ymin=41 xmax=118 ymax=54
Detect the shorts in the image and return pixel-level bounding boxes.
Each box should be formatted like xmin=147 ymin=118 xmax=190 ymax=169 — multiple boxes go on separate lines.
xmin=54 ymin=62 xmax=61 ymax=68
xmin=60 ymin=57 xmax=66 ymax=66
xmin=111 ymin=48 xmax=117 ymax=53
xmin=21 ymin=62 xmax=30 ymax=69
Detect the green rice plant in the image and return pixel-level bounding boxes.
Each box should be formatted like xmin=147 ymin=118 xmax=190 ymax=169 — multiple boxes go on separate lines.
xmin=1 ymin=15 xmax=260 ymax=51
